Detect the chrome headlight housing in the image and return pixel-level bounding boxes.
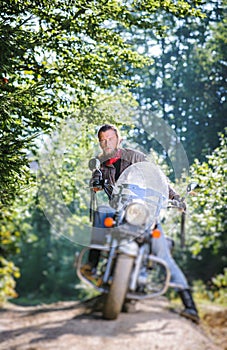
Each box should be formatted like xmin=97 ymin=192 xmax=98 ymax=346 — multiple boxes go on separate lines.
xmin=125 ymin=201 xmax=150 ymax=226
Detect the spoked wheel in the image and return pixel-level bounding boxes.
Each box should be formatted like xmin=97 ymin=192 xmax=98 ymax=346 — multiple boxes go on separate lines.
xmin=103 ymin=254 xmax=134 ymax=320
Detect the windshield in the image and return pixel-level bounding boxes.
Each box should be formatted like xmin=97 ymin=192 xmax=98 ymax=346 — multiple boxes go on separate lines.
xmin=110 ymin=161 xmax=169 ymax=222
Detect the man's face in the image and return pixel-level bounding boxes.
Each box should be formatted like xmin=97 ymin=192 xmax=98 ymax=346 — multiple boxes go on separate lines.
xmin=98 ymin=129 xmax=119 ymax=156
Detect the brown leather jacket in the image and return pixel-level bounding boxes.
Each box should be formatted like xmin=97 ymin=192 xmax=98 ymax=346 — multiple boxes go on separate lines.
xmin=92 ymin=148 xmax=179 ymax=199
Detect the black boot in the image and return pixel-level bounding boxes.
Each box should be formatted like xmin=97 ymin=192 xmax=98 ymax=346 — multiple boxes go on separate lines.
xmin=178 ymin=289 xmax=200 ymax=324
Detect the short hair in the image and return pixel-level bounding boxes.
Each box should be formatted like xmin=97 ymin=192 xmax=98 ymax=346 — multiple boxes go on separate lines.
xmin=97 ymin=124 xmax=120 ymax=139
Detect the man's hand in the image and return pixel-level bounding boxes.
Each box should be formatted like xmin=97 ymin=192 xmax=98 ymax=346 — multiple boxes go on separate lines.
xmin=172 ymin=195 xmax=187 ymax=212
xmin=90 ymin=178 xmax=103 ymax=191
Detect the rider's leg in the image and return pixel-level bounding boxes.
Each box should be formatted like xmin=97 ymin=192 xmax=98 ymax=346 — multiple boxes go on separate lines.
xmin=151 ymin=223 xmax=189 ymax=288
xmin=178 ymin=289 xmax=199 ymax=323
xmin=81 ymin=205 xmax=115 ymax=278
xmin=88 ymin=205 xmax=115 ymax=266
xmin=151 ymin=223 xmax=199 ymax=323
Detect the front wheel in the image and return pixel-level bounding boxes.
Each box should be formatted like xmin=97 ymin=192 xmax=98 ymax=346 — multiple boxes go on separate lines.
xmin=103 ymin=254 xmax=134 ymax=320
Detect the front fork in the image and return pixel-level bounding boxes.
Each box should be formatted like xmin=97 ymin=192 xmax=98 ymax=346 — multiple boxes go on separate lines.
xmin=103 ymin=239 xmax=138 ymax=283
xmin=102 ymin=243 xmax=116 ymax=284
xmin=129 ymin=244 xmax=146 ymax=291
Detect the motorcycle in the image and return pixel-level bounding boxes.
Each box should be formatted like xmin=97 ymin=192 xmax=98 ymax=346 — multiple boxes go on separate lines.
xmin=76 ymin=159 xmax=193 ymax=320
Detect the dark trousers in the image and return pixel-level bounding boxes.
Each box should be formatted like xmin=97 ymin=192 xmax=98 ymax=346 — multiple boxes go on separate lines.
xmin=88 ymin=205 xmax=115 ymax=268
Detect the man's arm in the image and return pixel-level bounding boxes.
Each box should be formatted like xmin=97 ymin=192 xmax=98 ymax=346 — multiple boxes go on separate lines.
xmin=168 ymin=185 xmax=180 ymax=200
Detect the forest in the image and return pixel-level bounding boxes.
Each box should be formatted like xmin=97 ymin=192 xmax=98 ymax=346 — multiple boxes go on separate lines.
xmin=0 ymin=0 xmax=226 ymax=306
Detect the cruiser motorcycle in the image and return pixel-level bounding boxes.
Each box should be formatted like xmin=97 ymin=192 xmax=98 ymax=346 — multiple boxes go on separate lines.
xmin=76 ymin=159 xmax=193 ymax=320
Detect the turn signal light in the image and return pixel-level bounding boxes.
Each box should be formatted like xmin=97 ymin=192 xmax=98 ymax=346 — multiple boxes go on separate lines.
xmin=104 ymin=217 xmax=114 ymax=227
xmin=152 ymin=228 xmax=161 ymax=238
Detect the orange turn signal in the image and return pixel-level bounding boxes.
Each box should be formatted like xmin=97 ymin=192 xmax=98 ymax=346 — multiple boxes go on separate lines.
xmin=152 ymin=228 xmax=161 ymax=238
xmin=104 ymin=217 xmax=114 ymax=228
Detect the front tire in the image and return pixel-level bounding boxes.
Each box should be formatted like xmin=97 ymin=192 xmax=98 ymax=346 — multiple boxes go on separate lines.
xmin=103 ymin=254 xmax=134 ymax=320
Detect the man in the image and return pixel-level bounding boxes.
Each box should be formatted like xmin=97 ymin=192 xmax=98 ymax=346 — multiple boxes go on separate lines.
xmin=81 ymin=123 xmax=199 ymax=323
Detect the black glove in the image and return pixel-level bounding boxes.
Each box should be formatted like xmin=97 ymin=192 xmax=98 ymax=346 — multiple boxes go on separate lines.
xmin=90 ymin=170 xmax=104 ymax=190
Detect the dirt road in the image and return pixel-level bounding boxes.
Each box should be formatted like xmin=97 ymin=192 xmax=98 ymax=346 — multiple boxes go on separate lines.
xmin=0 ymin=297 xmax=226 ymax=350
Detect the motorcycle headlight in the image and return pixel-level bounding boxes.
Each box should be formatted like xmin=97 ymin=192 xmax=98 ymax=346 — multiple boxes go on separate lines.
xmin=125 ymin=201 xmax=150 ymax=226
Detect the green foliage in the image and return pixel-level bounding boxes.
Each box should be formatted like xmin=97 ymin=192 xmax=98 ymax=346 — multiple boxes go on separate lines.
xmin=211 ymin=268 xmax=227 ymax=304
xmin=0 ymin=208 xmax=22 ymax=304
xmin=159 ymin=130 xmax=226 ymax=295
xmin=0 ymin=188 xmax=37 ymax=303
xmin=192 ymin=267 xmax=227 ymax=305
xmin=0 ymin=257 xmax=20 ymax=304
xmin=2 ymin=0 xmax=200 ymax=229
xmin=128 ymin=0 xmax=226 ymax=164
xmin=14 ymin=214 xmax=80 ymax=303
xmin=188 ymin=130 xmax=227 ymax=256
xmin=173 ymin=131 xmax=226 ymax=290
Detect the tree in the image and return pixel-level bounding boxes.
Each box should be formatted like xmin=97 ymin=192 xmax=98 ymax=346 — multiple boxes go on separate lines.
xmin=187 ymin=130 xmax=227 ymax=269
xmin=0 ymin=0 xmax=205 ymax=206
xmin=127 ymin=0 xmax=226 ymax=164
xmin=0 ymin=0 xmax=204 ymax=302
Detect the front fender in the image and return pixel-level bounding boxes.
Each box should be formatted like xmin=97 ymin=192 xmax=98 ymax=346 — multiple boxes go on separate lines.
xmin=118 ymin=239 xmax=138 ymax=257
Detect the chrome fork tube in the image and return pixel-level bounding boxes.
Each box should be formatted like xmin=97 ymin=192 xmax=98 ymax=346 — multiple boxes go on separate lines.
xmin=102 ymin=239 xmax=117 ymax=284
xmin=129 ymin=245 xmax=145 ymax=291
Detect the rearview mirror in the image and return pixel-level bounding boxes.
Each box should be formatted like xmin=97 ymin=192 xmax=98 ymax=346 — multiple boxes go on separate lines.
xmin=187 ymin=182 xmax=199 ymax=193
xmin=88 ymin=158 xmax=101 ymax=171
